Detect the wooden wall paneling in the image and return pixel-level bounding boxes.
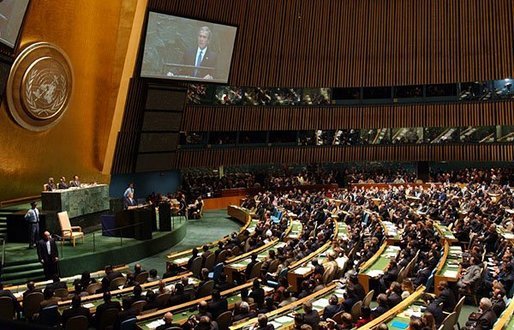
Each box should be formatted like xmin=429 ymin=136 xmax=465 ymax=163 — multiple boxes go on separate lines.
xmin=147 ymin=0 xmax=513 ymax=87
xmin=176 ymin=144 xmax=514 ymax=168
xmin=182 ymin=101 xmax=514 ymax=132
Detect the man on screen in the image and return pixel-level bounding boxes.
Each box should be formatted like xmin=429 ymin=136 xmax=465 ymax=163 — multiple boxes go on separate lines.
xmin=181 ymin=26 xmax=218 ymax=79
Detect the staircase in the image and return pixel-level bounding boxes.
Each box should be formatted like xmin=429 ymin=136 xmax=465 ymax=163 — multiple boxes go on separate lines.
xmin=1 ymin=259 xmax=45 ymax=285
xmin=0 ymin=210 xmax=11 ymax=239
xmin=0 ymin=205 xmax=46 ymax=284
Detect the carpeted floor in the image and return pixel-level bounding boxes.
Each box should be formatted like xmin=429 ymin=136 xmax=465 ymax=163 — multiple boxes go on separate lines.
xmin=127 ymin=209 xmax=241 ymax=275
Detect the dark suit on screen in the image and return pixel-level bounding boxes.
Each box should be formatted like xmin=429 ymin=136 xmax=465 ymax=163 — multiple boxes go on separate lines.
xmin=181 ymin=47 xmax=218 ymax=78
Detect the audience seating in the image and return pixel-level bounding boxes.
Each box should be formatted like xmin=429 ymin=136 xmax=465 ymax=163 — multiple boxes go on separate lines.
xmin=362 ymin=289 xmax=374 ymax=308
xmin=438 ymin=311 xmax=458 ymax=330
xmin=109 ymin=276 xmax=127 ymax=291
xmin=0 ymin=296 xmax=15 ymax=320
xmin=134 ymin=271 xmax=149 ymax=284
xmin=217 ymin=311 xmax=233 ymax=330
xmin=208 ymin=262 xmax=224 ymax=282
xmin=351 ymin=300 xmax=362 ymax=322
xmin=131 ymin=300 xmax=147 ymax=314
xmin=248 ymin=261 xmax=263 ymax=280
xmin=190 ymin=256 xmax=203 ymax=278
xmin=120 ymin=317 xmax=137 ymax=330
xmin=54 ymin=287 xmax=69 ymax=299
xmin=98 ymin=307 xmax=119 ymax=330
xmin=196 ymin=280 xmax=214 ymax=298
xmin=64 ymin=315 xmax=89 ymax=330
xmin=23 ymin=291 xmax=43 ymax=320
xmin=204 ymin=253 xmax=216 ymax=271
xmin=86 ymin=282 xmax=102 ymax=295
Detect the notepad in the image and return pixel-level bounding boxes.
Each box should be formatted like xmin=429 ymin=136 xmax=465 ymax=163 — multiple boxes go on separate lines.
xmin=444 ymin=270 xmax=458 ymax=278
xmin=367 ymin=269 xmax=384 ymax=278
xmin=174 ymin=257 xmax=189 ymax=264
xmin=146 ymin=319 xmax=165 ymax=329
xmin=295 ymin=267 xmax=312 ymax=275
xmin=83 ymin=303 xmax=95 ymax=308
xmin=274 ymin=315 xmax=294 ymax=324
xmin=313 ymin=298 xmax=329 ymax=309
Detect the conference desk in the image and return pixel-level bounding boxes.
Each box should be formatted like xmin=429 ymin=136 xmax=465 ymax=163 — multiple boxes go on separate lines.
xmin=360 ymin=286 xmax=426 ymax=330
xmin=41 ymin=184 xmax=110 ymax=218
xmin=382 ymin=220 xmax=402 ymax=244
xmin=358 ymin=244 xmax=401 ymax=293
xmin=493 ymin=295 xmax=514 ymax=330
xmin=229 ymin=283 xmax=342 ymax=330
xmin=435 ymin=243 xmax=462 ymax=295
xmin=434 ymin=221 xmax=458 ymax=243
xmin=138 ymin=282 xmax=274 ymax=330
xmin=223 ymin=240 xmax=287 ymax=283
xmin=102 ymin=205 xmax=156 ymax=240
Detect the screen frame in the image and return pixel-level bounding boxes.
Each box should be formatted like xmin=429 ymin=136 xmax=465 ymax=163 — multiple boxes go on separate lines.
xmin=0 ymin=0 xmax=31 ymax=53
xmin=138 ymin=9 xmax=239 ymax=85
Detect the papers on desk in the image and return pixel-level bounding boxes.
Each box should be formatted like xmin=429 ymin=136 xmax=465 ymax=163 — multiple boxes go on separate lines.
xmin=399 ymin=306 xmax=423 ymax=319
xmin=503 ymin=232 xmax=514 ymax=240
xmin=146 ymin=319 xmax=165 ymax=329
xmin=13 ymin=292 xmax=23 ymax=299
xmin=335 ymin=288 xmax=346 ymax=297
xmin=367 ymin=269 xmax=384 ymax=278
xmin=443 ymin=270 xmax=459 ymax=278
xmin=264 ymin=286 xmax=274 ymax=294
xmin=274 ymin=315 xmax=294 ymax=324
xmin=173 ymin=257 xmax=190 ymax=264
xmin=336 ymin=257 xmax=348 ymax=269
xmin=270 ymin=321 xmax=284 ymax=328
xmin=83 ymin=303 xmax=95 ymax=309
xmin=275 ymin=242 xmax=286 ymax=248
xmin=294 ymin=267 xmax=312 ymax=275
xmin=313 ymin=298 xmax=329 ymax=310
xmin=231 ymin=263 xmax=246 ymax=269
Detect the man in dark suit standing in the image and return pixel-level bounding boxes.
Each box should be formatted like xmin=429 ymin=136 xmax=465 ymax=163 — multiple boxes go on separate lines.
xmin=181 ymin=26 xmax=218 ymax=79
xmin=37 ymin=231 xmax=59 ymax=279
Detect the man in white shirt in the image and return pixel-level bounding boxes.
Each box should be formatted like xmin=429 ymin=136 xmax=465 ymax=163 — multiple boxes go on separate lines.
xmin=24 ymin=201 xmax=40 ymax=249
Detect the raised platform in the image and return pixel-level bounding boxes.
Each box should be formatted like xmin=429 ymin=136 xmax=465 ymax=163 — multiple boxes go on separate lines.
xmin=1 ymin=217 xmax=187 ymax=284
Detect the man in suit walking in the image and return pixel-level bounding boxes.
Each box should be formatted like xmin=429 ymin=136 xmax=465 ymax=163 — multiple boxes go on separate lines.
xmin=25 ymin=201 xmax=40 ymax=249
xmin=37 ymin=231 xmax=59 ymax=279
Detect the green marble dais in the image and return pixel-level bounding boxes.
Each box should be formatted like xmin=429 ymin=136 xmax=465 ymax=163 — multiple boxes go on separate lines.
xmin=41 ymin=184 xmax=110 ymax=218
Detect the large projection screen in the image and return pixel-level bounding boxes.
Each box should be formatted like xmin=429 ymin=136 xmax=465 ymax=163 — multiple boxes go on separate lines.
xmin=141 ymin=12 xmax=237 ymax=84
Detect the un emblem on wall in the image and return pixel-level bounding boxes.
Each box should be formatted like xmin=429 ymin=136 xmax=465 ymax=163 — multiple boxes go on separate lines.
xmin=7 ymin=42 xmax=73 ymax=131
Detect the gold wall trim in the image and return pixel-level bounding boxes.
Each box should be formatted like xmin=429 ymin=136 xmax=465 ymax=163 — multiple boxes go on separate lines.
xmin=102 ymin=0 xmax=149 ymax=175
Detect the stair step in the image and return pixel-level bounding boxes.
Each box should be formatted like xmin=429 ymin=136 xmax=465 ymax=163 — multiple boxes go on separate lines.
xmin=2 ymin=262 xmax=42 ymax=274
xmin=3 ymin=258 xmax=41 ymax=267
xmin=1 ymin=269 xmax=44 ymax=282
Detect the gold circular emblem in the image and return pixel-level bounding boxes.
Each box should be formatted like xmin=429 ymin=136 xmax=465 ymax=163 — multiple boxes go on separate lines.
xmin=7 ymin=42 xmax=73 ymax=131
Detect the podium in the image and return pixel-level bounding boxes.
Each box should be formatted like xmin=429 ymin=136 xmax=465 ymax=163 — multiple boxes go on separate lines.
xmin=102 ymin=205 xmax=155 ymax=240
xmin=158 ymin=202 xmax=172 ymax=231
